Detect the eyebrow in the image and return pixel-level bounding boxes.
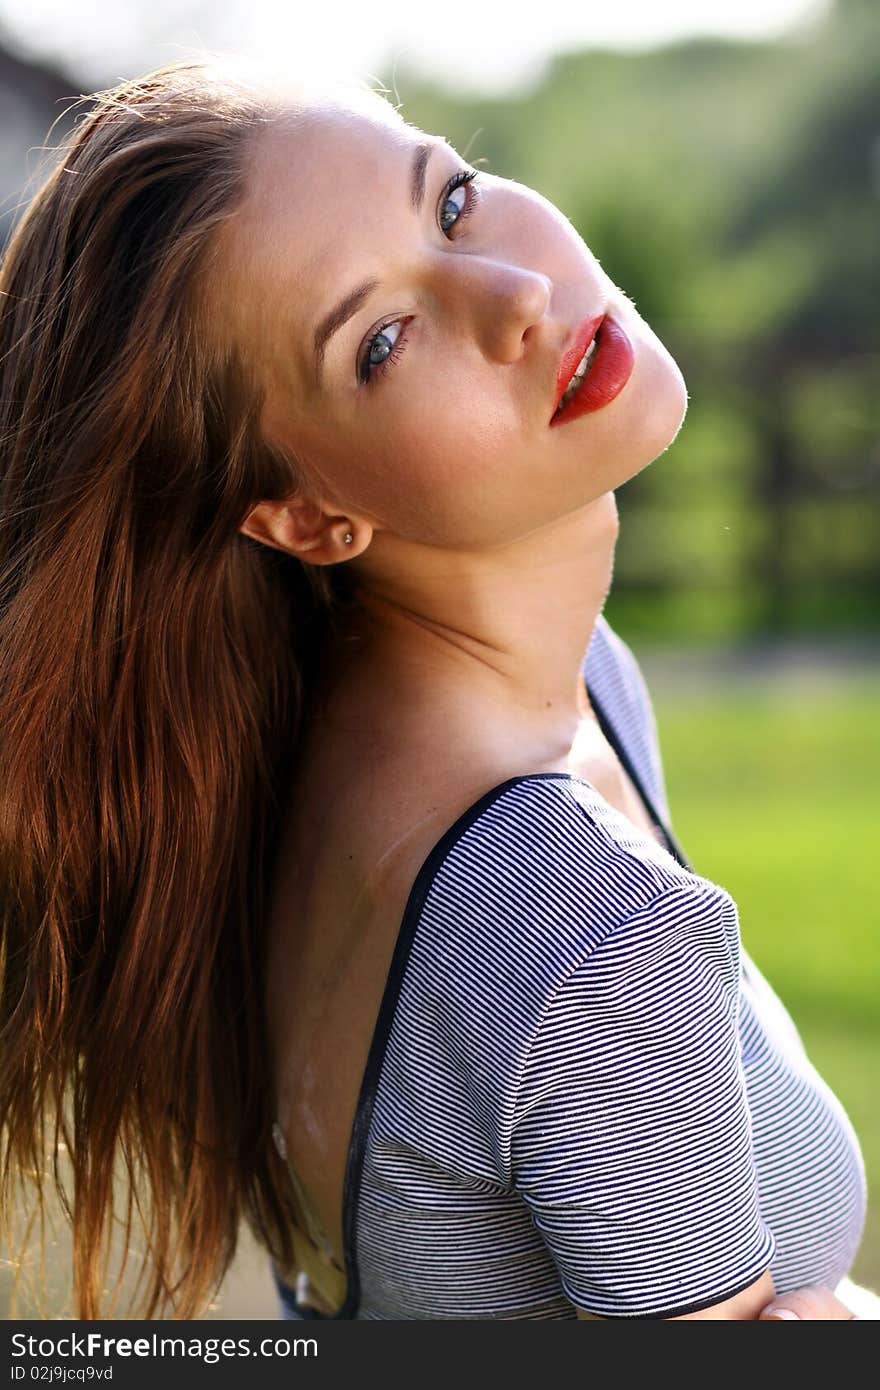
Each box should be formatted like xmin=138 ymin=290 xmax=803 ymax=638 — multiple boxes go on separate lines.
xmin=312 ymin=139 xmax=436 ymax=387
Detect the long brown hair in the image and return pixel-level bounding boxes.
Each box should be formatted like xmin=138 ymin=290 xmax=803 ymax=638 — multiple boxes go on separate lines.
xmin=0 ymin=56 xmax=357 ymax=1318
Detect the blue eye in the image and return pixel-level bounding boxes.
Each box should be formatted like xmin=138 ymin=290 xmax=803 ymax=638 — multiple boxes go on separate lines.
xmin=357 ymin=167 xmax=481 ymax=387
xmin=358 ymin=317 xmax=408 ymax=387
xmin=438 ymin=168 xmax=480 ymax=236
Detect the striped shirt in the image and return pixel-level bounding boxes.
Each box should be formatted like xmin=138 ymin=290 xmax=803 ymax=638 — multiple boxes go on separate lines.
xmin=273 ymin=616 xmax=867 ymax=1319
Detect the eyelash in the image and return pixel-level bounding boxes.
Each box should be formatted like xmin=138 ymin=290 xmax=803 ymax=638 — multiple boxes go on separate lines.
xmin=357 ymin=167 xmax=481 ymax=388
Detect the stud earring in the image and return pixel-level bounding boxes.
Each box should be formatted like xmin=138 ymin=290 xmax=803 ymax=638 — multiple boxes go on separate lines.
xmin=343 ymin=530 xmax=353 ymax=545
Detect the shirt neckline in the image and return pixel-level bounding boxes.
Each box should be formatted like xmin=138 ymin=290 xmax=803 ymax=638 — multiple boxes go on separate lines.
xmin=282 ymin=676 xmax=691 ymax=1318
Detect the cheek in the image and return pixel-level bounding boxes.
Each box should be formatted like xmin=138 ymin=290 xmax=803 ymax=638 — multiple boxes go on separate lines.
xmin=369 ymin=381 xmax=524 ymax=541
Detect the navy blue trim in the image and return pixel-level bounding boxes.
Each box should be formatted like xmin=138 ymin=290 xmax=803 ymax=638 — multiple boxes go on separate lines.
xmin=573 ymin=1265 xmax=770 ymax=1319
xmin=585 ymin=680 xmax=693 ymax=870
xmin=275 ymin=712 xmax=693 ymax=1319
xmin=343 ymin=772 xmax=586 ymax=1318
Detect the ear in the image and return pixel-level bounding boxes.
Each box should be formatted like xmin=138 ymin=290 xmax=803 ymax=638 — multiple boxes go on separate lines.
xmin=239 ymin=496 xmax=370 ymax=565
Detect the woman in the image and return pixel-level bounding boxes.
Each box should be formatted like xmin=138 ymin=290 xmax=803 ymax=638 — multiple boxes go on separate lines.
xmin=0 ymin=56 xmax=871 ymax=1321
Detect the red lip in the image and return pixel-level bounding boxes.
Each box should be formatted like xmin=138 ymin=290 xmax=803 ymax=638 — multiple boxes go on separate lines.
xmin=552 ymin=313 xmax=605 ymax=415
xmin=549 ymin=314 xmax=635 ymax=426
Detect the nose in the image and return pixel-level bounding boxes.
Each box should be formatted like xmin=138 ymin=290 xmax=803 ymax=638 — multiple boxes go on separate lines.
xmin=437 ymin=255 xmax=553 ymax=365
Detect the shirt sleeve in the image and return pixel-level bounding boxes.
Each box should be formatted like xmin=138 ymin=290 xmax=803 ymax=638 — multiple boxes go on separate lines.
xmin=510 ymin=880 xmax=777 ymax=1318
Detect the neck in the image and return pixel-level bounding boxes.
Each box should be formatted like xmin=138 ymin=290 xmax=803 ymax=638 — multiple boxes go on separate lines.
xmin=315 ymin=492 xmax=619 ymax=762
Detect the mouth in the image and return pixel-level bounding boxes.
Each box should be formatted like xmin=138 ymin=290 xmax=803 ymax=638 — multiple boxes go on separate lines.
xmin=548 ymin=312 xmax=635 ymax=427
xmin=551 ymin=313 xmax=605 ymax=416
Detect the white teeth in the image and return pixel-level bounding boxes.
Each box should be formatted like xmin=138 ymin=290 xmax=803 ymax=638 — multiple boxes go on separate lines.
xmin=573 ymin=338 xmax=598 ymax=378
xmin=557 ymin=335 xmax=599 ymax=411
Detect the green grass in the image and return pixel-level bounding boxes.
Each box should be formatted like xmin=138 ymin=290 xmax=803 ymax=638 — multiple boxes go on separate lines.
xmin=651 ymin=677 xmax=880 ymax=1290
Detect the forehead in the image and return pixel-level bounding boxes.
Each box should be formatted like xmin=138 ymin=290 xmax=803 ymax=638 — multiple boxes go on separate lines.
xmin=249 ymin=97 xmax=414 ymax=226
xmin=220 ymin=99 xmax=426 ymax=395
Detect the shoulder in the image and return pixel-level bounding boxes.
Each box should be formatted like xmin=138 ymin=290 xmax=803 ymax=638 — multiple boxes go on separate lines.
xmin=412 ymin=772 xmax=729 ymax=1026
xmin=391 ymin=771 xmax=744 ymax=1196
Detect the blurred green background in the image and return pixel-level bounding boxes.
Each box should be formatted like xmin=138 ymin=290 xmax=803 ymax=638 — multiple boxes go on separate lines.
xmin=0 ymin=0 xmax=876 ymax=1315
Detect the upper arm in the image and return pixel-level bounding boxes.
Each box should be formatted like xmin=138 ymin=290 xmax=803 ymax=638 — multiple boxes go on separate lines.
xmin=511 ymin=881 xmax=777 ymax=1320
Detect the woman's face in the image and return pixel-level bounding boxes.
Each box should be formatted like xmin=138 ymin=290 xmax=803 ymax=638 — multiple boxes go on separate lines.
xmin=229 ymin=91 xmax=688 ymax=552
